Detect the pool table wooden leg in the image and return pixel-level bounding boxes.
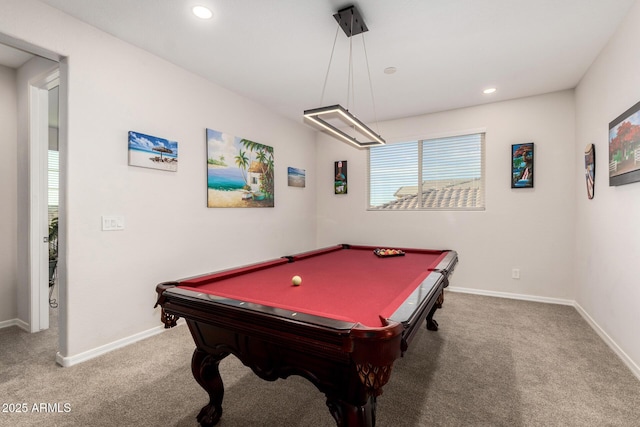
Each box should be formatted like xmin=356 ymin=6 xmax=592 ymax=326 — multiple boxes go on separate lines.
xmin=426 ymin=290 xmax=445 ymax=331
xmin=192 ymin=348 xmax=228 ymax=427
xmin=326 ymin=396 xmax=377 ymax=427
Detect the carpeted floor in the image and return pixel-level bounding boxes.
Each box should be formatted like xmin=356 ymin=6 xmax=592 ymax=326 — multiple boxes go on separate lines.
xmin=1 ymin=292 xmax=639 ymax=426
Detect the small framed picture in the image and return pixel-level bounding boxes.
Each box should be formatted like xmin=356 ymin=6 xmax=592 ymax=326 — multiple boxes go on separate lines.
xmin=511 ymin=143 xmax=534 ymax=188
xmin=128 ymin=131 xmax=178 ymax=172
xmin=334 ymin=161 xmax=347 ymax=194
xmin=287 ymin=167 xmax=306 ymax=188
xmin=609 ymin=100 xmax=640 ymax=186
xmin=585 ymin=144 xmax=595 ymax=199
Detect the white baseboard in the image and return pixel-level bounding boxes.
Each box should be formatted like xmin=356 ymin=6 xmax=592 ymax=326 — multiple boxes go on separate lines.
xmin=449 ymin=286 xmax=640 ymax=381
xmin=55 ymin=319 xmax=185 ymax=367
xmin=0 ymin=318 xmax=30 ymax=331
xmin=573 ymin=302 xmax=640 ymax=381
xmin=447 ymin=286 xmax=575 ymax=306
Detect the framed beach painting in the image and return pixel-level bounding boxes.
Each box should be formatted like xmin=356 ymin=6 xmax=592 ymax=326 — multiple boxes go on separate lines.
xmin=287 ymin=167 xmax=306 ymax=187
xmin=128 ymin=131 xmax=178 ymax=171
xmin=511 ymin=143 xmax=534 ymax=188
xmin=206 ymin=128 xmax=274 ymax=208
xmin=609 ymin=100 xmax=640 ymax=186
xmin=334 ymin=161 xmax=347 ymax=194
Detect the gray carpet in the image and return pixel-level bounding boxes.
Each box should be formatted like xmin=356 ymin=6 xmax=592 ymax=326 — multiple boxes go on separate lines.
xmin=1 ymin=292 xmax=639 ymax=426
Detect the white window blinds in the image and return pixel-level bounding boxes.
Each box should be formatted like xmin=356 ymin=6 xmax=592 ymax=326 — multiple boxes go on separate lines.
xmin=369 ymin=133 xmax=485 ymax=210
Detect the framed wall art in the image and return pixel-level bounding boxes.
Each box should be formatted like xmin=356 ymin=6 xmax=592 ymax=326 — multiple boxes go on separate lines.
xmin=585 ymin=144 xmax=595 ymax=199
xmin=334 ymin=161 xmax=347 ymax=194
xmin=609 ymin=100 xmax=640 ymax=186
xmin=287 ymin=167 xmax=306 ymax=188
xmin=206 ymin=128 xmax=274 ymax=208
xmin=128 ymin=131 xmax=178 ymax=172
xmin=511 ymin=143 xmax=534 ymax=188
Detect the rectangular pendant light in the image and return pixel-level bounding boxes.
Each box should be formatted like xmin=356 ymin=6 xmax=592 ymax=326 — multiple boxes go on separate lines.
xmin=304 ymin=104 xmax=385 ymax=148
xmin=304 ymin=6 xmax=385 ymax=149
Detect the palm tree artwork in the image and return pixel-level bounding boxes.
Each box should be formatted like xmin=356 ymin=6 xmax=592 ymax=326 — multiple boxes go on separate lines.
xmin=235 ymin=149 xmax=250 ymax=189
xmin=243 ymin=139 xmax=274 ymax=200
xmin=206 ymin=128 xmax=274 ymax=208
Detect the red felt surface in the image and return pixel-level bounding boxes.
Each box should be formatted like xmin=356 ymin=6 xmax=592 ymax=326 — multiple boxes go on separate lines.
xmin=179 ymin=246 xmax=447 ymax=328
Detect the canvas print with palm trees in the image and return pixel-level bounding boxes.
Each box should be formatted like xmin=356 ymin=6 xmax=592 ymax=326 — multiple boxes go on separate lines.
xmin=206 ymin=128 xmax=274 ymax=208
xmin=128 ymin=131 xmax=178 ymax=171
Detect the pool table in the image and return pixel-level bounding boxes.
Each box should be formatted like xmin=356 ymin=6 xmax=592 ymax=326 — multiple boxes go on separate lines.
xmin=155 ymin=244 xmax=457 ymax=427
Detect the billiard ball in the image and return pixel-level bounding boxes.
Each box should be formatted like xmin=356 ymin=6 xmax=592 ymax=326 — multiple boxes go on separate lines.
xmin=292 ymin=275 xmax=302 ymax=286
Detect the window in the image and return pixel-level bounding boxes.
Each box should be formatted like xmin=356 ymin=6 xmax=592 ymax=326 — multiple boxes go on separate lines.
xmin=368 ymin=133 xmax=485 ymax=210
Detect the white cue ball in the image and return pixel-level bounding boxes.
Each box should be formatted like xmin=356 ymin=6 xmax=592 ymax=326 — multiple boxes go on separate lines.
xmin=292 ymin=275 xmax=302 ymax=286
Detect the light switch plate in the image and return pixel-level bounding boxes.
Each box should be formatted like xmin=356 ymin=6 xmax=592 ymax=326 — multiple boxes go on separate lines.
xmin=102 ymin=215 xmax=125 ymax=231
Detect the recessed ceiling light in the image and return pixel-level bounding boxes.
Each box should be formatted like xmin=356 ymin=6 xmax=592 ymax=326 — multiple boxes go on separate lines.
xmin=384 ymin=67 xmax=397 ymax=75
xmin=192 ymin=5 xmax=213 ymax=19
xmin=483 ymin=87 xmax=497 ymax=94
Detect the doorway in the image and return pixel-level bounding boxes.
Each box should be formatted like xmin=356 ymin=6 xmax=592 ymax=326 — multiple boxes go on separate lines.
xmin=0 ymin=33 xmax=67 ymax=361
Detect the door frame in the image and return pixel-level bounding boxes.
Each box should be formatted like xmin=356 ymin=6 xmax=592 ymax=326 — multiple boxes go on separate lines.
xmin=28 ymin=68 xmax=59 ymax=332
xmin=1 ymin=31 xmax=68 ymax=359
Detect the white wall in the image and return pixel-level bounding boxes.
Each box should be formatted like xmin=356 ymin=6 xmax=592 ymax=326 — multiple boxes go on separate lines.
xmin=575 ymin=0 xmax=640 ymax=373
xmin=317 ymin=90 xmax=576 ymax=302
xmin=1 ymin=0 xmax=317 ymax=359
xmin=0 ymin=64 xmax=18 ymax=324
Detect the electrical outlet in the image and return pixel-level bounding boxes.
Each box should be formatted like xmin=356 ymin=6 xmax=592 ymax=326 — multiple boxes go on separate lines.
xmin=511 ymin=268 xmax=520 ymax=279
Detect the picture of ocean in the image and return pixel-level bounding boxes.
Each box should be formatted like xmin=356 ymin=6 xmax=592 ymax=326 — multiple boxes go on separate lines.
xmin=129 ymin=146 xmax=177 ymax=159
xmin=287 ymin=167 xmax=306 ymax=187
xmin=206 ymin=127 xmax=274 ymax=208
xmin=207 ymin=167 xmax=245 ymax=191
xmin=128 ymin=131 xmax=178 ymax=172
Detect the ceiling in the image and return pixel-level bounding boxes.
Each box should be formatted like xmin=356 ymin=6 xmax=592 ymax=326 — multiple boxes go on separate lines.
xmin=4 ymin=0 xmax=637 ymax=125
xmin=0 ymin=43 xmax=34 ymax=68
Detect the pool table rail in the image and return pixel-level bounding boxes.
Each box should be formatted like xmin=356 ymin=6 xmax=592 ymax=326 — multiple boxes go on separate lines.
xmin=156 ymin=282 xmax=406 ymax=362
xmin=388 ymin=249 xmax=458 ymax=345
